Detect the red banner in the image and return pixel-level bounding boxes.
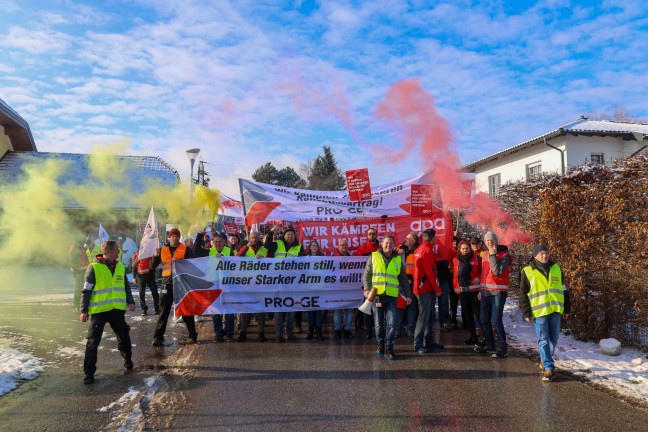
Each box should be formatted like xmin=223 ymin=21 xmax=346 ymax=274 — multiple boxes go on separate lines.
xmin=410 ymin=184 xmax=437 ymax=217
xmin=223 ymin=222 xmax=239 ymax=235
xmin=345 ymin=168 xmax=372 ymax=202
xmin=297 ymin=211 xmax=453 ymax=261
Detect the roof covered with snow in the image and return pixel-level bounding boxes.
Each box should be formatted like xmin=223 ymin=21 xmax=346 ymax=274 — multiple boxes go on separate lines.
xmin=462 ymin=117 xmax=648 ymax=171
xmin=0 ymin=97 xmax=37 ymax=151
xmin=0 ymin=151 xmax=179 ymax=209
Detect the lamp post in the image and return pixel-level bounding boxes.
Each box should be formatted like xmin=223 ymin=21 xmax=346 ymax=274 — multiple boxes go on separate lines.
xmin=186 ymin=148 xmax=200 ymax=202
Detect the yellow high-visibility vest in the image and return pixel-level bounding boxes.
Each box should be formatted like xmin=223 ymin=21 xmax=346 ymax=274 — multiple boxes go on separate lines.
xmin=371 ymin=252 xmax=401 ymax=297
xmin=88 ymin=262 xmax=127 ymax=314
xmin=523 ymin=264 xmax=564 ymax=318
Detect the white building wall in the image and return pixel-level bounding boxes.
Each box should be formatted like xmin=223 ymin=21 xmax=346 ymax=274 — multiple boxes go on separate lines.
xmin=565 ymin=135 xmax=641 ymax=166
xmin=474 ymin=136 xmax=566 ymax=193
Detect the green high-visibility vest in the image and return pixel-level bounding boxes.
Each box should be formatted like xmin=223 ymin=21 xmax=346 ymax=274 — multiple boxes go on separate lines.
xmin=245 ymin=246 xmax=268 ymax=258
xmin=275 ymin=241 xmax=301 ymax=258
xmin=88 ymin=262 xmax=127 ymax=314
xmin=370 ymin=251 xmax=401 ymax=297
xmin=209 ymin=246 xmax=231 ymax=257
xmin=523 ymin=263 xmax=565 ymax=318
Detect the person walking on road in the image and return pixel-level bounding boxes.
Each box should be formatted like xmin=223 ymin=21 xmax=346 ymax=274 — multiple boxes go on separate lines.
xmin=333 ymin=239 xmax=355 ymax=340
xmin=151 ymin=228 xmax=198 ymax=346
xmin=132 ymin=249 xmax=160 ymax=316
xmin=236 ymin=231 xmax=270 ymax=342
xmin=264 ymin=225 xmax=305 ymax=342
xmin=412 ymin=229 xmax=444 ymax=354
xmin=80 ymin=240 xmax=136 ymax=384
xmin=363 ymin=234 xmax=412 ymax=360
xmin=519 ymin=244 xmax=571 ymax=381
xmin=475 ymin=231 xmax=512 ymax=359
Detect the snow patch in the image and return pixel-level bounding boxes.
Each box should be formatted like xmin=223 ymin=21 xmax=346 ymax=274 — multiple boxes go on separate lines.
xmin=0 ymin=347 xmax=45 ymax=396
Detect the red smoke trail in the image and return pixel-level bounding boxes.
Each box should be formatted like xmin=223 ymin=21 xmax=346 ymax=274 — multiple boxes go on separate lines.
xmin=374 ymin=78 xmax=532 ymax=244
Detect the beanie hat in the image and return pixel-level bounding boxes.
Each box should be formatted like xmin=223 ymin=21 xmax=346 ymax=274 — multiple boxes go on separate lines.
xmin=283 ymin=226 xmax=296 ymax=235
xmin=532 ymin=244 xmax=548 ymax=258
xmin=469 ymin=237 xmax=481 ymax=245
xmin=169 ymin=228 xmax=181 ymax=237
xmin=483 ymin=231 xmax=498 ymax=242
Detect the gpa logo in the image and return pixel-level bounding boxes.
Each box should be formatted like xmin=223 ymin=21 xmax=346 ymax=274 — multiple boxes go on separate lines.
xmin=265 ymin=296 xmax=320 ymax=308
xmin=410 ymin=218 xmax=446 ymax=231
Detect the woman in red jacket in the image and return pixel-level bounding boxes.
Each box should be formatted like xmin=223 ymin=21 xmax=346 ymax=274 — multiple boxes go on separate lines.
xmin=453 ymin=240 xmax=483 ymax=346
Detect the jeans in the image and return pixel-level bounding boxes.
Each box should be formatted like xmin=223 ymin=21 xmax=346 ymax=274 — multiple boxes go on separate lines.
xmin=534 ymin=312 xmax=562 ymax=371
xmin=434 ymin=279 xmax=450 ymax=325
xmin=213 ymin=314 xmax=235 ymax=337
xmin=240 ymin=313 xmax=266 ymax=333
xmin=373 ymin=295 xmax=397 ymax=349
xmin=333 ymin=308 xmax=353 ymax=331
xmin=480 ymin=293 xmax=507 ymax=352
xmin=414 ymin=293 xmax=435 ymax=348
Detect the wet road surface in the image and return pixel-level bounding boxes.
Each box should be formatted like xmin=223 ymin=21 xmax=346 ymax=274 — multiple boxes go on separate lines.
xmin=1 ymin=267 xmax=648 ymax=431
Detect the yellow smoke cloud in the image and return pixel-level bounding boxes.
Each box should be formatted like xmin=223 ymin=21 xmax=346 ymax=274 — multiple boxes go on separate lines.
xmin=0 ymin=142 xmax=222 ymax=267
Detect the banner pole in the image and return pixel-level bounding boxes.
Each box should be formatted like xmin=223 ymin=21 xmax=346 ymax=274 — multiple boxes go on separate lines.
xmin=455 ymin=208 xmax=461 ymax=236
xmin=361 ymin=200 xmax=365 ymax=219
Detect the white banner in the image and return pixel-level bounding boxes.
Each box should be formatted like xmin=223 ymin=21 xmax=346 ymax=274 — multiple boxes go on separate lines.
xmin=98 ymin=223 xmax=110 ymax=244
xmin=239 ymin=173 xmax=434 ymax=225
xmin=172 ymin=256 xmax=367 ymax=315
xmin=138 ymin=207 xmax=159 ymax=260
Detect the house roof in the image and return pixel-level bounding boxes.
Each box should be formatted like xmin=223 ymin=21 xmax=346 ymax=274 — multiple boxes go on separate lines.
xmin=0 ymin=151 xmax=179 ymax=209
xmin=0 ymin=97 xmax=37 ymax=151
xmin=462 ymin=117 xmax=648 ymax=172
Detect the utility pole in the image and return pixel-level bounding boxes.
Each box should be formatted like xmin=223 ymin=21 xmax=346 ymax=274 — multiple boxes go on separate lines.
xmin=196 ymin=160 xmax=210 ymax=187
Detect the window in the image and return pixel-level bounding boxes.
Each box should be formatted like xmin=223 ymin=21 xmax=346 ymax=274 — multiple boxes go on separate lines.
xmin=488 ymin=174 xmax=501 ymax=195
xmin=526 ymin=162 xmax=542 ymax=181
xmin=591 ymin=153 xmax=605 ymax=164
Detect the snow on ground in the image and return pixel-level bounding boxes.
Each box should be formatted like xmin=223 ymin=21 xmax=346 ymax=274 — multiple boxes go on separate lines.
xmin=504 ymin=302 xmax=648 ymax=403
xmin=0 ymin=346 xmax=44 ymax=396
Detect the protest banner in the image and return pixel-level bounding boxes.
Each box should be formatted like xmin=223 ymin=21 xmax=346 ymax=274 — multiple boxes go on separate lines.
xmin=172 ymin=256 xmax=366 ymax=315
xmin=345 ymin=168 xmax=372 ymax=202
xmin=239 ymin=173 xmax=433 ymax=225
xmin=296 ymin=211 xmax=453 ymax=261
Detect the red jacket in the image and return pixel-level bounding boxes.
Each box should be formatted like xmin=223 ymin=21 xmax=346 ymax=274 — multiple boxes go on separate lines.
xmin=353 ymin=241 xmax=380 ymax=256
xmin=452 ymin=254 xmax=481 ymax=293
xmin=413 ymin=242 xmax=441 ymax=295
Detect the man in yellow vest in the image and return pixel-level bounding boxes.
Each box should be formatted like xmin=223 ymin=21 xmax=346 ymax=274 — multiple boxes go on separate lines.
xmin=236 ymin=230 xmax=270 ymax=342
xmin=519 ymin=244 xmax=571 ymax=382
xmin=264 ymin=225 xmax=305 ymax=342
xmin=80 ymin=241 xmax=136 ymax=384
xmin=363 ymin=234 xmax=412 ymax=360
xmin=208 ymin=233 xmax=236 ymax=342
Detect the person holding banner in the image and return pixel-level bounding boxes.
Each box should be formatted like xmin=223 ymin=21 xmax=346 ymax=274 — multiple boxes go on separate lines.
xmin=151 ymin=228 xmax=199 ymax=347
xmin=236 ymin=231 xmax=270 ymax=342
xmin=354 ymin=228 xmax=381 ymax=339
xmin=333 ymin=239 xmax=354 ymax=340
xmin=363 ymin=234 xmax=412 ymax=360
xmin=264 ymin=225 xmax=305 ymax=342
xmin=305 ymin=240 xmax=326 ymax=341
xmin=202 ymin=232 xmax=237 ymax=342
xmin=412 ymin=229 xmax=445 ymax=354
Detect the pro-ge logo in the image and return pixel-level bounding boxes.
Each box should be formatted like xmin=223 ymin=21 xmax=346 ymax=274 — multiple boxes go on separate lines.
xmin=265 ymin=296 xmax=320 ymax=308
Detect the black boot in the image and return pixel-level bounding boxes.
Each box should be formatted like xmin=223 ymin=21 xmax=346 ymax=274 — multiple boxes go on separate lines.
xmin=306 ymin=327 xmax=314 ymax=340
xmin=316 ymin=327 xmax=324 ymax=341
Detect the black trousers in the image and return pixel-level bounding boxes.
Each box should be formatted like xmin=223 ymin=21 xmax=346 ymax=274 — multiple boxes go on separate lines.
xmin=84 ymin=309 xmax=132 ymax=375
xmin=459 ymin=291 xmax=481 ymax=339
xmin=137 ymin=272 xmax=160 ymax=313
xmin=153 ymin=284 xmax=196 ymax=341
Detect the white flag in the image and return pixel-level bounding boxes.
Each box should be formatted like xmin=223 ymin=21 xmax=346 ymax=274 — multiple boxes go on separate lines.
xmin=139 ymin=207 xmax=159 ymax=260
xmin=98 ymin=223 xmax=110 ymax=244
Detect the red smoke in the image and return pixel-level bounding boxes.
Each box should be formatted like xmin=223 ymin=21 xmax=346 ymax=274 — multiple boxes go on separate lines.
xmin=373 ymin=78 xmax=532 ymax=244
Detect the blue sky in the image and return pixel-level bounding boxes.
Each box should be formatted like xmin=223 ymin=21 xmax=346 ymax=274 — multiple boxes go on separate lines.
xmin=1 ymin=0 xmax=647 ymax=195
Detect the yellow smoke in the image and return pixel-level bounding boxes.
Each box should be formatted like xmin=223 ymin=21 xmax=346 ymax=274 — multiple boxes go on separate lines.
xmin=0 ymin=143 xmax=221 ymax=267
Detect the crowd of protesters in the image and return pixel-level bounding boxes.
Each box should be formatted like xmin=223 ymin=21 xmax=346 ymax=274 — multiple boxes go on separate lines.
xmin=75 ymin=224 xmax=569 ymax=384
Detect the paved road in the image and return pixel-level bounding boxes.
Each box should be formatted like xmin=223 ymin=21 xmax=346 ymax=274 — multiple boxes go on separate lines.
xmin=2 ymin=267 xmax=648 ymax=431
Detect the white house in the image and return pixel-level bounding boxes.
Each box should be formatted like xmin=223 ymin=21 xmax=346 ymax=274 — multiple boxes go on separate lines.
xmin=462 ymin=117 xmax=648 ymax=194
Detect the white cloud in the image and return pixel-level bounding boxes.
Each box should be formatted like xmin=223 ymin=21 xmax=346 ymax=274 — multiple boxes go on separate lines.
xmin=0 ymin=26 xmax=72 ymax=54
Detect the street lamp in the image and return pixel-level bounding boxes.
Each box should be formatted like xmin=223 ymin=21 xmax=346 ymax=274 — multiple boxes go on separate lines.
xmin=186 ymin=148 xmax=200 ymax=201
